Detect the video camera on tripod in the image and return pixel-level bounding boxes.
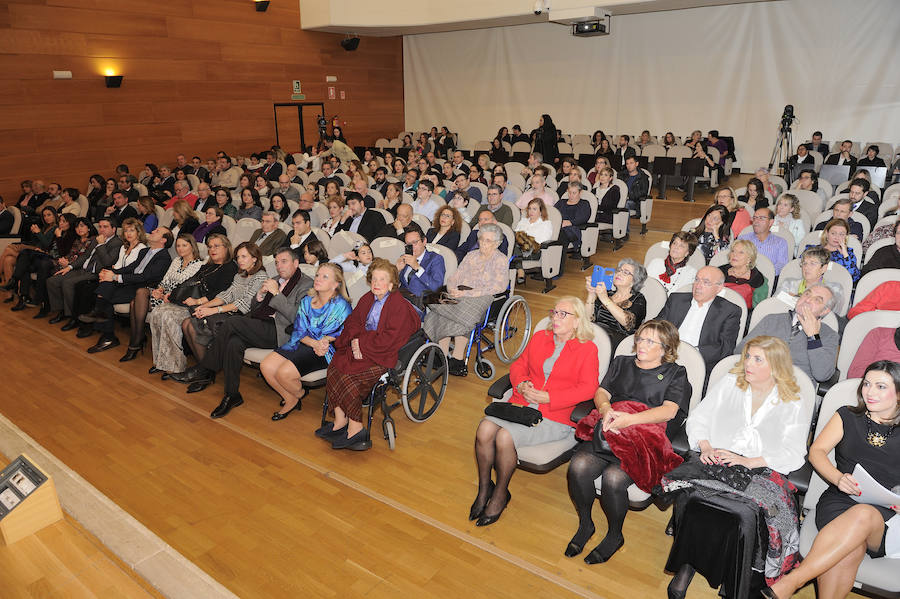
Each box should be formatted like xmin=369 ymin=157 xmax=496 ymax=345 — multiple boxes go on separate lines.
xmin=317 ymin=114 xmax=328 ymax=140
xmin=780 ymin=104 xmax=795 ymax=132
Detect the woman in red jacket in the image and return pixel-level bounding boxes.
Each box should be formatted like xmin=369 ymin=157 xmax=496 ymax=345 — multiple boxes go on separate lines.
xmin=315 ymin=258 xmax=421 ymax=450
xmin=470 ymin=296 xmax=600 ymax=526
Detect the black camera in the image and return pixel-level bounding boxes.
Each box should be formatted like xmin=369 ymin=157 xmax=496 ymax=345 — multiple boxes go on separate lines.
xmin=317 ymin=114 xmax=328 ymax=139
xmin=404 ymin=244 xmax=414 ymax=256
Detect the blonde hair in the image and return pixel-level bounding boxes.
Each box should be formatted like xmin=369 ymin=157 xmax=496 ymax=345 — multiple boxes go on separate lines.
xmin=311 ymin=262 xmax=350 ymax=301
xmin=730 ymin=336 xmax=800 ymax=402
xmin=171 ymin=199 xmax=194 ymax=224
xmin=544 ymin=296 xmax=594 ymax=342
xmin=730 ymin=239 xmax=758 ymax=269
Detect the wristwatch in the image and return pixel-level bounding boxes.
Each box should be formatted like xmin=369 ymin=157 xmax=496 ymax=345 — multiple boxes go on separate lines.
xmin=808 ymin=333 xmax=821 ymax=341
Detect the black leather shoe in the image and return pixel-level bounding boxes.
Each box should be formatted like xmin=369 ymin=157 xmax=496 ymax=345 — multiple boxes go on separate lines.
xmin=271 ymin=399 xmax=301 ymax=421
xmin=148 ymin=366 xmax=162 ymax=375
xmin=210 ymin=394 xmax=243 ymax=419
xmin=75 ymin=325 xmax=96 ymax=338
xmin=32 ymin=305 xmax=49 ymax=319
xmin=87 ymin=335 xmax=120 ymax=354
xmin=78 ymin=311 xmax=104 ymax=323
xmin=331 ymin=428 xmax=368 ymax=450
xmin=10 ymin=299 xmax=26 ymax=311
xmin=60 ymin=318 xmax=79 ymax=331
xmin=186 ymin=379 xmax=213 ymax=393
xmin=468 ymin=481 xmax=495 ymax=521
xmin=314 ymin=422 xmax=347 ymax=439
xmin=171 ymin=366 xmax=209 ymax=384
xmin=475 ymin=490 xmax=511 ymax=527
xmin=48 ymin=312 xmax=65 ymax=324
xmin=160 ymin=373 xmax=175 ymax=381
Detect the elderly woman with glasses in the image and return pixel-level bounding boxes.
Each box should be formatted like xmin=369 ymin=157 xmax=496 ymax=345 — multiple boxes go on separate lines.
xmin=470 ymin=296 xmax=600 ymax=527
xmin=423 ymin=223 xmax=509 ymax=377
xmin=565 ymin=319 xmax=690 ymax=564
xmin=585 ymin=257 xmax=648 ymax=349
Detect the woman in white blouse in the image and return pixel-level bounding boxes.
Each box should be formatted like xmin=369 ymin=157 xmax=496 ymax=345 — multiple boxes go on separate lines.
xmin=662 ymin=336 xmax=807 ymax=598
xmin=112 ymin=218 xmax=148 ymax=270
xmin=772 ymin=193 xmax=806 ymax=249
xmin=514 ymin=198 xmax=553 ymax=283
xmin=645 ymin=231 xmax=699 ymax=293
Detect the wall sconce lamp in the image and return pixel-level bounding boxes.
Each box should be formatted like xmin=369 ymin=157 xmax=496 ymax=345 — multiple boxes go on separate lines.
xmin=254 ymin=0 xmax=270 ymax=12
xmin=104 ymin=69 xmax=123 ymax=88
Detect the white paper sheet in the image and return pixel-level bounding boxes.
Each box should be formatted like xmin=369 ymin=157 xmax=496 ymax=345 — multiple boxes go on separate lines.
xmin=852 ymin=464 xmax=900 ymax=508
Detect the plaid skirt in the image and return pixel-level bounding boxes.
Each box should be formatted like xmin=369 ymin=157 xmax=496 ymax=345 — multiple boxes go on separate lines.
xmin=423 ymin=294 xmax=492 ymax=340
xmin=325 ymin=363 xmax=387 ymax=422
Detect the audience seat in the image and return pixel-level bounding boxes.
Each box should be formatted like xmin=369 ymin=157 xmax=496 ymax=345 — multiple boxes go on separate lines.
xmin=326 ymin=231 xmax=366 ymax=260
xmin=798 ymin=379 xmax=900 ymax=598
xmin=425 ymin=242 xmax=458 ymax=285
xmin=852 ymin=268 xmax=900 ymax=311
xmin=370 ymin=237 xmax=405 ymax=263
xmin=520 ymin=205 xmax=565 ymax=294
xmin=231 ymin=218 xmax=261 ymax=245
xmin=836 ymin=310 xmax=900 ymax=380
xmin=641 ymin=277 xmax=668 ymax=320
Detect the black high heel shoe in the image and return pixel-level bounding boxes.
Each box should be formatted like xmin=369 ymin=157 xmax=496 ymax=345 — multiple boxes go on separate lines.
xmin=475 ymin=490 xmax=511 ymax=527
xmin=119 ymin=340 xmax=146 ymax=362
xmin=564 ymin=524 xmax=595 ymax=558
xmin=272 ymin=390 xmax=307 ymax=421
xmin=468 ymin=481 xmax=495 ymax=521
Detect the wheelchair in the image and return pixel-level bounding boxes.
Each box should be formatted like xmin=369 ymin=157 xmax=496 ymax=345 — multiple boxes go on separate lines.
xmin=459 ymin=272 xmax=532 ymax=381
xmin=243 ymin=328 xmax=449 ymax=451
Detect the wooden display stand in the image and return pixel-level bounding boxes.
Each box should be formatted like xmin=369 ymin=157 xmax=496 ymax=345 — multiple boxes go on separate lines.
xmin=0 ymin=454 xmax=63 ymax=545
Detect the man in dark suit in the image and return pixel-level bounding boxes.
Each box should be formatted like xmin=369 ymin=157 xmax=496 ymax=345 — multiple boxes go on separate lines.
xmin=173 ymin=248 xmax=313 ymax=418
xmin=48 ymin=218 xmax=123 ymax=329
xmin=117 ymin=175 xmax=140 ymax=203
xmin=249 ymin=212 xmax=288 ymax=256
xmin=283 ymin=209 xmax=319 ymax=255
xmin=336 ymin=192 xmax=385 ymax=242
xmin=510 ymin=125 xmax=530 ymax=145
xmin=315 ymin=161 xmax=342 ymax=193
xmin=824 ymin=140 xmax=857 ymax=169
xmin=657 ymin=266 xmax=742 ymax=383
xmin=81 ymin=227 xmax=174 ymax=353
xmin=260 ymin=151 xmax=283 ymax=182
xmin=397 ymin=229 xmax=445 ymax=299
xmin=191 ymin=156 xmax=210 ymax=183
xmin=805 ymin=131 xmax=829 ymax=156
xmin=376 ymin=203 xmax=416 ymax=241
xmin=612 ymin=135 xmax=637 ymax=170
xmin=0 ymin=196 xmax=13 ymax=234
xmin=737 ymin=283 xmax=840 ymax=382
xmin=371 ymin=167 xmax=389 ymax=197
xmin=847 ymin=179 xmax=878 ymax=229
xmin=787 ymin=144 xmax=816 ymax=169
xmin=455 ymin=209 xmax=509 ymax=262
xmin=105 ymin=191 xmax=138 ymax=226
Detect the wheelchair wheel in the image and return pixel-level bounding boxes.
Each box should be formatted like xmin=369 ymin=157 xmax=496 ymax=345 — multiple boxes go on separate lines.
xmin=474 ymin=358 xmax=494 ymax=381
xmin=494 ymin=295 xmax=531 ymax=364
xmin=382 ymin=419 xmax=396 ymax=451
xmin=400 ymin=342 xmax=448 ymax=423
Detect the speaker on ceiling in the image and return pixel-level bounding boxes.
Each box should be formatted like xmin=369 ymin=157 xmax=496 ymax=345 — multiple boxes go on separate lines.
xmin=340 ymin=37 xmax=360 ymax=52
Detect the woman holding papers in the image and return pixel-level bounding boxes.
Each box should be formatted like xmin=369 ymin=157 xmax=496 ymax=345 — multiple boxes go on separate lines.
xmin=764 ymin=360 xmax=900 ymax=599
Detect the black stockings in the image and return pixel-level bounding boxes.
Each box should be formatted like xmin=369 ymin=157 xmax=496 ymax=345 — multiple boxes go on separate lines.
xmin=566 ymin=446 xmax=632 ymax=561
xmin=180 ymin=317 xmax=206 ymax=363
xmin=128 ymin=288 xmax=151 ymax=348
xmin=473 ymin=420 xmax=516 ymax=517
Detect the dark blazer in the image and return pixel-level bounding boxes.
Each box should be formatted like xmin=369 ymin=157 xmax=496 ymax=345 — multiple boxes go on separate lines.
xmin=399 ymin=250 xmax=445 ymax=297
xmin=788 ymin=154 xmax=815 ymax=168
xmin=618 ymin=169 xmax=650 ymax=205
xmin=426 ymin=228 xmax=460 ymax=251
xmin=612 ymin=146 xmax=636 ymax=170
xmin=0 ymin=209 xmax=13 ymax=235
xmin=806 ymin=142 xmax=829 ymax=156
xmin=595 ymin=185 xmax=621 ymax=224
xmin=97 ymin=247 xmax=172 ymax=303
xmin=248 ymin=268 xmax=313 ymax=346
xmin=108 ymin=205 xmax=138 ymax=227
xmin=316 ymin=175 xmax=342 ymax=190
xmin=737 ymin=311 xmax=838 ymax=382
xmin=824 ymin=153 xmax=857 ymax=169
xmin=282 ymin=230 xmax=320 ymax=255
xmin=260 ymin=162 xmax=283 ymax=181
xmin=336 ymin=209 xmax=386 ymax=243
xmin=657 ymin=293 xmax=741 ymax=375
xmin=80 ymin=236 xmax=124 ymax=274
xmin=176 ymin=216 xmax=200 ymax=237
xmin=249 ymin=228 xmax=288 ymax=256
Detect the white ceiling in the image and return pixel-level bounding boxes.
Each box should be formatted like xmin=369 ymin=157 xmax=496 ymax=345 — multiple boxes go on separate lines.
xmin=301 ymin=0 xmax=777 ymax=36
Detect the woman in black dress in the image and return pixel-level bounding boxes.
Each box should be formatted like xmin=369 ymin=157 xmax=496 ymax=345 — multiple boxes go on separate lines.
xmin=765 ymin=360 xmax=900 ymax=598
xmin=535 ymin=114 xmax=558 ymax=167
xmin=584 ymin=258 xmax=647 ymax=349
xmin=565 ymin=320 xmax=690 ymax=564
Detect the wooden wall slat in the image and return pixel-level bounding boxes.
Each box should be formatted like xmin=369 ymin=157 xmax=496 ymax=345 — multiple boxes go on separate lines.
xmin=0 ymin=0 xmax=405 ymax=202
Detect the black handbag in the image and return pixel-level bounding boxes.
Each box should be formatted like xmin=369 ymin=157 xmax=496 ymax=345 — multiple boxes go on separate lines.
xmin=168 ymin=264 xmax=225 ymax=306
xmin=484 ymin=401 xmax=543 ymax=427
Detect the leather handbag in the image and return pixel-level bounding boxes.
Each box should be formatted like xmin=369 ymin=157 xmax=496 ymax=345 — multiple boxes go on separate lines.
xmin=484 ymin=401 xmax=543 ymax=427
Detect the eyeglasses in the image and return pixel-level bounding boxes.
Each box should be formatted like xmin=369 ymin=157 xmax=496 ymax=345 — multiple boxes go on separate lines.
xmin=615 ymin=268 xmax=634 ymax=277
xmin=635 ymin=336 xmax=665 ymax=348
xmin=548 ymin=309 xmax=574 ymax=319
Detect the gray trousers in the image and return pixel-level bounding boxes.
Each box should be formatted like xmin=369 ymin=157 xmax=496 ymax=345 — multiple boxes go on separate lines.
xmin=45 ymin=270 xmax=97 ymax=315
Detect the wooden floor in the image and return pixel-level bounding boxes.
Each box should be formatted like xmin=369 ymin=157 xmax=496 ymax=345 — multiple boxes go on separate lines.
xmin=0 ymin=179 xmax=832 ymax=598
xmin=0 ymin=458 xmax=163 ymax=599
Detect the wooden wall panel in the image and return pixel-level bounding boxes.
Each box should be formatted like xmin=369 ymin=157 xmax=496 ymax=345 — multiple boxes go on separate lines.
xmin=0 ymin=0 xmax=405 ymax=202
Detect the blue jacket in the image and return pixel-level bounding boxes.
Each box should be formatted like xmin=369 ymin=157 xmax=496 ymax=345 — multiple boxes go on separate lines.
xmin=399 ymin=250 xmax=445 ymax=297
